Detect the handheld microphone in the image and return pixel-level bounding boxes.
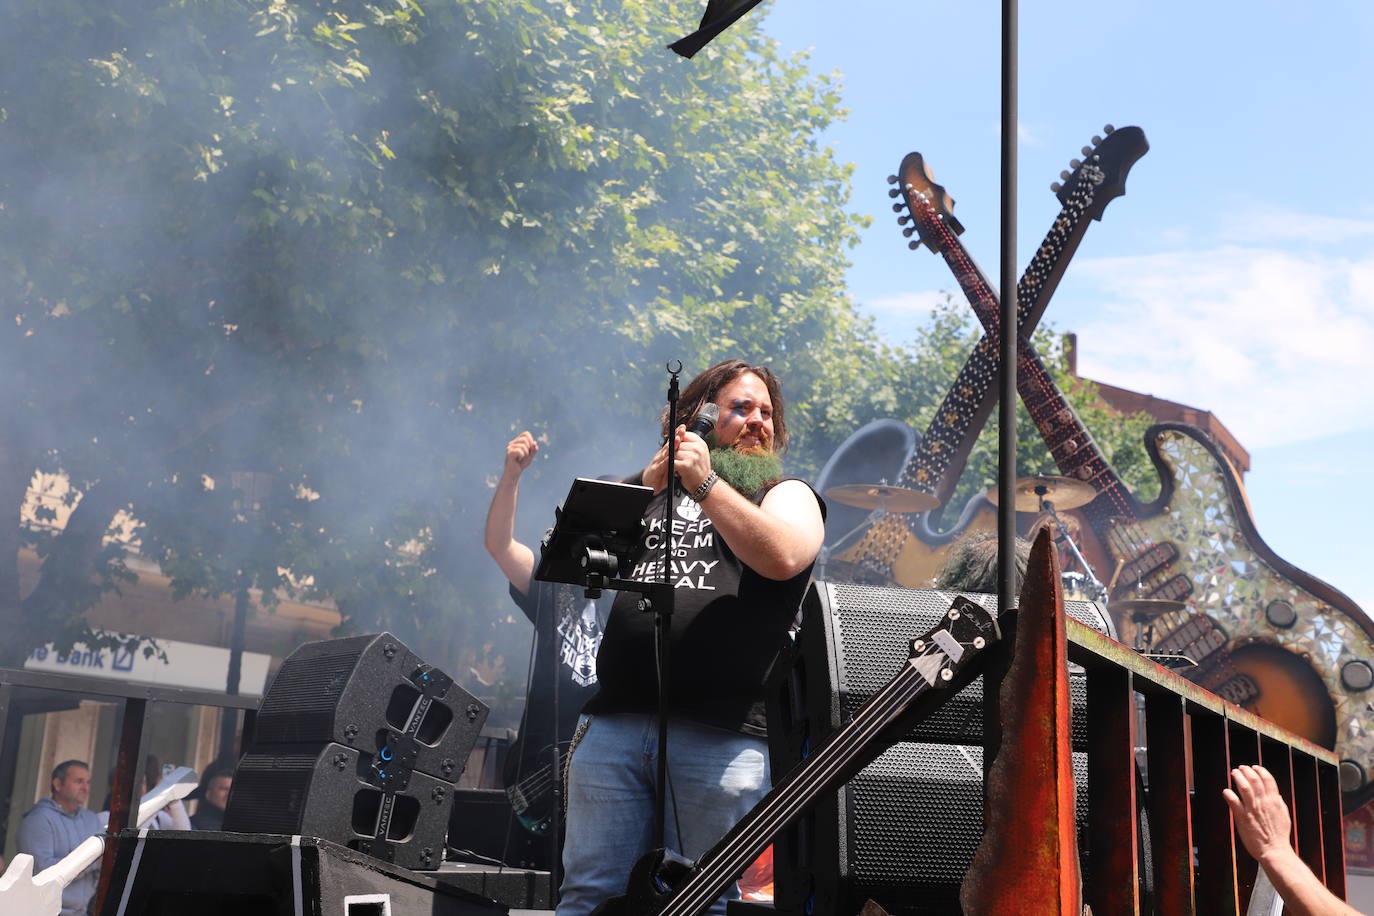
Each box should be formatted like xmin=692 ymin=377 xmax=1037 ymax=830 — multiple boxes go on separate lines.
xmin=686 ymin=403 xmax=720 ymax=439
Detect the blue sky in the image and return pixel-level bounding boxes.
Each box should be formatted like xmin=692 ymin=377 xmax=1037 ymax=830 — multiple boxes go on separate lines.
xmin=755 ymin=1 xmax=1374 ymax=614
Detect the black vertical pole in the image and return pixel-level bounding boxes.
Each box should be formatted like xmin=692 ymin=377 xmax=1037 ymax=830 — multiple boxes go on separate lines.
xmin=546 ymin=591 xmax=563 ymax=895
xmin=997 ymin=0 xmax=1018 ymax=613
xmin=655 ymin=363 xmax=682 ymax=849
xmin=985 ymin=0 xmax=1020 ymax=803
xmin=219 ymin=569 xmax=249 ymax=760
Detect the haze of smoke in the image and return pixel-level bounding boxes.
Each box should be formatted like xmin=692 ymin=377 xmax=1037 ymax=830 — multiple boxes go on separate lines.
xmin=1 ymin=0 xmax=863 ymax=716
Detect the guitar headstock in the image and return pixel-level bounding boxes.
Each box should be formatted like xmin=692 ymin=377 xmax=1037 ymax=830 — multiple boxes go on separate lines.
xmin=1051 ymin=124 xmax=1149 ymax=221
xmin=908 ymin=595 xmax=1001 ymax=685
xmin=888 ymin=151 xmax=965 ymax=254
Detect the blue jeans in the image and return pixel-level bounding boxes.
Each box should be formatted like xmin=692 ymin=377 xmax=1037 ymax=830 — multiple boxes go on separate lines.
xmin=556 ymin=713 xmax=770 ymax=916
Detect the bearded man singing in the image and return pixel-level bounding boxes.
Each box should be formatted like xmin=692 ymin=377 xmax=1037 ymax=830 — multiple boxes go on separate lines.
xmin=556 ymin=359 xmax=826 ymax=916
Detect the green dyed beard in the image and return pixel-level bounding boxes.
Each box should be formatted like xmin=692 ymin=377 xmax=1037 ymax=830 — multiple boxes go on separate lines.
xmin=709 ymin=446 xmax=782 ymax=496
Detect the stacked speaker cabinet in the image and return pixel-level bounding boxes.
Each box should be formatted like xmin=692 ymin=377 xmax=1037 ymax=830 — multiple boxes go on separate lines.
xmin=224 ymin=632 xmax=489 ymax=870
xmin=766 ymin=582 xmax=1112 ymax=916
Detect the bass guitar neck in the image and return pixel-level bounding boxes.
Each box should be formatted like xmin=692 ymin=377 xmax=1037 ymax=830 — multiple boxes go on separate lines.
xmin=588 ymin=597 xmax=1000 ymax=916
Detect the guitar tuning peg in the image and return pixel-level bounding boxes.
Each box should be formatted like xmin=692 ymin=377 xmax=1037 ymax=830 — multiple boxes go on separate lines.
xmin=887 ymin=175 xmax=898 ymax=184
xmin=1050 ymin=182 xmax=1062 ymax=193
xmin=897 ymin=215 xmax=910 ymax=225
xmin=1091 ymin=135 xmax=1103 ymax=145
xmin=1059 ymin=170 xmax=1071 ymax=180
xmin=1103 ymin=124 xmax=1115 ymax=133
xmin=908 ymin=240 xmax=921 ymax=250
xmin=1081 ymin=145 xmax=1093 ymax=157
xmin=1069 ymin=158 xmax=1082 ymax=169
xmin=902 ymin=226 xmax=915 ymax=237
xmin=888 ymin=188 xmax=900 ymax=198
xmin=891 ymin=203 xmax=904 ymax=213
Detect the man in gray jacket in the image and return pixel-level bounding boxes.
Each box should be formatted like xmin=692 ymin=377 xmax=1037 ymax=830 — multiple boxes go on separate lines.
xmin=16 ymin=759 xmax=103 ymax=916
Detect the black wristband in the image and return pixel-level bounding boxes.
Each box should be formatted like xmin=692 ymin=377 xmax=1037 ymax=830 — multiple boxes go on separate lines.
xmin=690 ymin=470 xmax=719 ymax=502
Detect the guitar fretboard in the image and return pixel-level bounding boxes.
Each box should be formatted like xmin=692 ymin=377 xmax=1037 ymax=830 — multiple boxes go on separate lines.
xmin=848 ymin=176 xmax=1103 ymax=574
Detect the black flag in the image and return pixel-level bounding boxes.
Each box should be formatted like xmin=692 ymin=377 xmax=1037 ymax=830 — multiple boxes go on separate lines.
xmin=668 ymin=0 xmax=766 ymax=58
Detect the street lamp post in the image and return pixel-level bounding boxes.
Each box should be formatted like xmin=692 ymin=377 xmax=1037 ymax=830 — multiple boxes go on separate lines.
xmin=218 ymin=470 xmax=272 ymax=761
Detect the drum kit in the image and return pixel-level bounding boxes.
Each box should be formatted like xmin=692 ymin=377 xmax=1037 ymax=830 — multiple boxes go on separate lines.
xmin=821 ymin=476 xmax=1187 ymax=654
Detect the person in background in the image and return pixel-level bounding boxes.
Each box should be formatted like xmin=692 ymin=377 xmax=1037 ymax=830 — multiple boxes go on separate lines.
xmin=934 ymin=530 xmax=1031 ymax=594
xmin=1224 ymin=764 xmax=1363 ymax=916
xmin=15 ymin=760 xmax=103 ymax=916
xmin=190 ymin=762 xmax=233 ymax=830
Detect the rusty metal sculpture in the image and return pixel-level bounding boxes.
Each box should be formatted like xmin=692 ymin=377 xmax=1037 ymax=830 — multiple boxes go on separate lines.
xmin=960 ymin=528 xmax=1083 ymax=913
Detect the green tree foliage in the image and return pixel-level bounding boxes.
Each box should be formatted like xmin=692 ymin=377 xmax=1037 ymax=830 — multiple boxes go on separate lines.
xmin=0 ymin=0 xmax=873 ymax=670
xmin=0 ymin=0 xmax=1156 ymax=712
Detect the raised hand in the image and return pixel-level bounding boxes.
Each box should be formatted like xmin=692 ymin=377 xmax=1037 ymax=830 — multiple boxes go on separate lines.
xmin=504 ymin=431 xmax=539 ymax=477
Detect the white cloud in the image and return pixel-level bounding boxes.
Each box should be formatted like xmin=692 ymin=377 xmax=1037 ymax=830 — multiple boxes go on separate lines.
xmin=860 ymin=289 xmax=950 ymax=342
xmin=1217 ymin=207 xmax=1374 ymax=247
xmin=1071 ymin=245 xmax=1374 ymax=449
xmin=865 ymin=289 xmax=948 ymax=317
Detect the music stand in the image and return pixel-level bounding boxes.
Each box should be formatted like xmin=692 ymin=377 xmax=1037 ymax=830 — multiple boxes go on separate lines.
xmin=534 ymin=478 xmax=654 ymax=596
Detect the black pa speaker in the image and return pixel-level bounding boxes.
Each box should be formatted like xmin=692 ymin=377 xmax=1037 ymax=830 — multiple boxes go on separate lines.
xmin=445 ymin=787 xmax=553 ymax=871
xmin=249 ymin=632 xmax=488 ymax=783
xmin=226 ymin=632 xmax=489 ymax=870
xmin=766 ymin=583 xmax=1110 ymax=916
xmin=224 ymin=741 xmax=454 ymax=869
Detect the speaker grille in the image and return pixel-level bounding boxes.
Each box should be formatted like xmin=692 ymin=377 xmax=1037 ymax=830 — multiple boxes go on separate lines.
xmin=821 ymin=583 xmax=1108 ymax=746
xmin=768 ymin=583 xmax=1104 ymax=916
xmin=848 ymin=744 xmax=984 ymax=885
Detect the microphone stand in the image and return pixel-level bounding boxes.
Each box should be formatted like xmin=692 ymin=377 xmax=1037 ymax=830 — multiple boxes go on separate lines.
xmin=647 ymin=361 xmax=681 ymax=849
xmin=544 ymin=587 xmax=563 ymax=887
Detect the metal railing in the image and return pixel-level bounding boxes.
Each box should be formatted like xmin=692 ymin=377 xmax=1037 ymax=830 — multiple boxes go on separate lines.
xmin=1066 ymin=620 xmax=1343 ymax=914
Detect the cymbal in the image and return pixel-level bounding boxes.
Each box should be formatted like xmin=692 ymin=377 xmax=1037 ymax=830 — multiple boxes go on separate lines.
xmin=985 ymin=475 xmax=1098 ymax=513
xmin=823 ymin=484 xmax=939 ymax=513
xmin=1111 ymin=598 xmax=1187 ymax=621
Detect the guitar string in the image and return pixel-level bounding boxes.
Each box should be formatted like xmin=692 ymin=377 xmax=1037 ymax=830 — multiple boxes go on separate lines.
xmin=667 ymin=622 xmax=993 ymax=916
xmin=659 ymin=622 xmax=988 ymax=916
xmin=508 ymin=739 xmax=576 ymax=807
xmin=662 ymin=654 xmax=933 ymax=916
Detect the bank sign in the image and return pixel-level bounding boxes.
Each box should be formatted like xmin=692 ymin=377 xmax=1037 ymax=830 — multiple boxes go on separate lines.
xmin=24 ymin=632 xmax=271 ymax=695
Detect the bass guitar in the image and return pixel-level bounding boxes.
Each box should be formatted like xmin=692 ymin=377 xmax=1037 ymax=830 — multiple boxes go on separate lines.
xmin=503 ymin=735 xmax=570 ymax=836
xmin=589 ymin=596 xmax=1000 ymax=916
xmin=834 ymin=126 xmax=1148 ymax=587
xmin=895 ymin=151 xmax=1374 ymax=809
xmin=502 ymin=585 xmax=603 ymax=851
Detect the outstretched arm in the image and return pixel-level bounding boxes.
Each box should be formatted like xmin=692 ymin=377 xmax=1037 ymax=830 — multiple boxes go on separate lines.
xmin=484 ymin=431 xmax=539 ymax=595
xmin=1223 ymin=765 xmax=1361 ymax=916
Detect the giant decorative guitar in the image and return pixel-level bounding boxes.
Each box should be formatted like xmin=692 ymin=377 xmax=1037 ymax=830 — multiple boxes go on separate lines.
xmin=895 ymin=153 xmax=1374 ymax=810
xmin=588 ymin=597 xmax=1000 ymax=916
xmin=835 ymin=126 xmax=1148 ymax=588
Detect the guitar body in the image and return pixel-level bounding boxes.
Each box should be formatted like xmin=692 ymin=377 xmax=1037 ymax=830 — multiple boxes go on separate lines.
xmin=834 ymin=495 xmax=998 ymax=588
xmin=1086 ymin=423 xmax=1374 ymax=793
xmin=501 ymin=737 xmax=570 ymax=835
xmin=816 ymin=418 xmax=998 ymax=588
xmin=888 ymin=135 xmax=1374 ymax=806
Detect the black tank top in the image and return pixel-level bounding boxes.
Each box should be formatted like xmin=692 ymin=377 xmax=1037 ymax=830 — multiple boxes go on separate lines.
xmin=583 ymin=477 xmax=823 ymax=735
